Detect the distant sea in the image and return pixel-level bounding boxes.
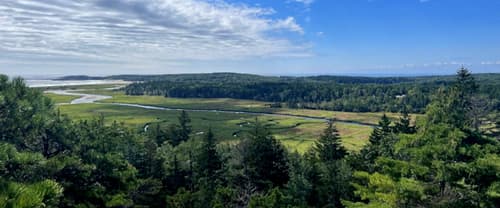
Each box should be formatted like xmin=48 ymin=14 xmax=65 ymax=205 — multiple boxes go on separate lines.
xmin=26 ymin=79 xmax=130 ymax=88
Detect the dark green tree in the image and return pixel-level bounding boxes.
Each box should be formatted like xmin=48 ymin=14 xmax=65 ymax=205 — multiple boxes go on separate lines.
xmin=394 ymin=109 xmax=415 ymax=134
xmin=313 ymin=119 xmax=347 ymax=162
xmin=426 ymin=68 xmax=479 ymax=130
xmin=358 ymin=114 xmax=394 ymax=172
xmin=178 ymin=110 xmax=192 ymax=142
xmin=148 ymin=123 xmax=168 ymax=145
xmin=196 ymin=128 xmax=223 ymax=205
xmin=241 ymin=119 xmax=289 ymax=191
xmin=369 ymin=114 xmax=392 ymax=145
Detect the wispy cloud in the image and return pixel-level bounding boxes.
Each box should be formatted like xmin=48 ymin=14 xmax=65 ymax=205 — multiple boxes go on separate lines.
xmin=0 ymin=0 xmax=309 ymax=68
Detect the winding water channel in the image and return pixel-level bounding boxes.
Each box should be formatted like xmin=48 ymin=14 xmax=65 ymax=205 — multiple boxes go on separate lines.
xmin=47 ymin=90 xmax=375 ymax=127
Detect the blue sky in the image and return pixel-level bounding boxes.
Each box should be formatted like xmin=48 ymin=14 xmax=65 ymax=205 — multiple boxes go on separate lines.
xmin=1 ymin=0 xmax=499 ymax=76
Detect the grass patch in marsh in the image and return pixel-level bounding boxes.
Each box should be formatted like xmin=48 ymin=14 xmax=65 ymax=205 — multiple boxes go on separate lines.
xmin=101 ymin=92 xmax=418 ymax=125
xmin=45 ymin=93 xmax=80 ymax=104
xmin=57 ymin=103 xmax=372 ymax=153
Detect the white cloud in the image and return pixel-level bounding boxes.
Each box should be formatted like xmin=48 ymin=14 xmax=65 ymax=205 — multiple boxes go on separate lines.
xmin=0 ymin=0 xmax=309 ymax=68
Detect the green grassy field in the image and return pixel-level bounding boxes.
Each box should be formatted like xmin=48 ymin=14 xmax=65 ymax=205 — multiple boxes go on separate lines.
xmin=101 ymin=92 xmax=418 ymax=125
xmin=45 ymin=85 xmax=384 ymax=153
xmin=57 ymin=103 xmax=373 ymax=153
xmin=44 ymin=93 xmax=80 ymax=104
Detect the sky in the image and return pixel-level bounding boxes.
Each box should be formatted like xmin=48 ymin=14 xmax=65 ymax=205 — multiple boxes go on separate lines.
xmin=1 ymin=0 xmax=500 ymax=77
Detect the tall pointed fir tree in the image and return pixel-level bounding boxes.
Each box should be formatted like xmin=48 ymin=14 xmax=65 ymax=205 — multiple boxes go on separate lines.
xmin=178 ymin=110 xmax=192 ymax=143
xmin=196 ymin=127 xmax=222 ymax=205
xmin=313 ymin=119 xmax=347 ymax=162
xmin=241 ymin=119 xmax=289 ymax=191
xmin=358 ymin=114 xmax=393 ymax=171
xmin=369 ymin=113 xmax=392 ymax=145
xmin=395 ymin=108 xmax=415 ymax=134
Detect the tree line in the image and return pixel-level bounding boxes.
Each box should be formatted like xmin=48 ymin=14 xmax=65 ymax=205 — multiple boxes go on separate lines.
xmin=0 ymin=69 xmax=499 ymax=207
xmin=123 ymin=72 xmax=500 ymax=113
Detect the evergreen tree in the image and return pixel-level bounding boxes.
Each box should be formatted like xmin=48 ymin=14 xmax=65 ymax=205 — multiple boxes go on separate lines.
xmin=427 ymin=68 xmax=479 ymax=130
xmin=369 ymin=114 xmax=392 ymax=145
xmin=358 ymin=114 xmax=394 ymax=171
xmin=394 ymin=109 xmax=415 ymax=134
xmin=452 ymin=67 xmax=478 ymax=129
xmin=241 ymin=119 xmax=289 ymax=191
xmin=313 ymin=119 xmax=347 ymax=162
xmin=148 ymin=123 xmax=168 ymax=145
xmin=168 ymin=110 xmax=192 ymax=146
xmin=196 ymin=128 xmax=222 ymax=205
xmin=177 ymin=110 xmax=192 ymax=144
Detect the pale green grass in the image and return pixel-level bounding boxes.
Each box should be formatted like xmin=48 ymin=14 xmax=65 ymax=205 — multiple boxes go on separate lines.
xmin=50 ymin=86 xmax=392 ymax=153
xmin=101 ymin=92 xmax=419 ymax=125
xmin=57 ymin=103 xmax=372 ymax=153
xmin=45 ymin=93 xmax=80 ymax=104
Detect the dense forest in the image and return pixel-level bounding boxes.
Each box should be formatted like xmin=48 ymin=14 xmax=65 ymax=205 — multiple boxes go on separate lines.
xmin=1 ymin=69 xmax=500 ymax=207
xmin=119 ymin=72 xmax=500 ymax=113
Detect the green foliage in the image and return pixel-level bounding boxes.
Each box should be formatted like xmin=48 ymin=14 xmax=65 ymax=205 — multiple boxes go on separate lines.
xmin=0 ymin=178 xmax=63 ymax=208
xmin=211 ymin=186 xmax=238 ymax=208
xmin=123 ymin=72 xmax=500 ymax=113
xmin=313 ymin=120 xmax=347 ymax=162
xmin=348 ymin=69 xmax=500 ymax=207
xmin=317 ymin=160 xmax=353 ymax=207
xmin=1 ymin=69 xmax=499 ymax=207
xmin=249 ymin=188 xmax=294 ymax=208
xmin=394 ymin=109 xmax=416 ymax=134
xmin=196 ymin=128 xmax=223 ymax=203
xmin=240 ymin=120 xmax=290 ymax=191
xmin=346 ymin=172 xmax=425 ymax=207
xmin=166 ymin=188 xmax=199 ymax=208
xmin=177 ymin=110 xmax=192 ymax=144
xmin=284 ymin=153 xmax=312 ymax=207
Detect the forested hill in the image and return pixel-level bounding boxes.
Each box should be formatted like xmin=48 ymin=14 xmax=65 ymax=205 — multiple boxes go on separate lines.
xmin=112 ymin=71 xmax=500 ymax=113
xmin=57 ymin=72 xmax=500 ymax=84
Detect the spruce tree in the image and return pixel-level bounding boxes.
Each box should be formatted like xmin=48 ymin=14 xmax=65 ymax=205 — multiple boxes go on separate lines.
xmin=196 ymin=128 xmax=222 ymax=203
xmin=178 ymin=110 xmax=192 ymax=143
xmin=313 ymin=119 xmax=347 ymax=162
xmin=452 ymin=67 xmax=478 ymax=129
xmin=241 ymin=119 xmax=289 ymax=191
xmin=395 ymin=109 xmax=415 ymax=134
xmin=369 ymin=114 xmax=392 ymax=145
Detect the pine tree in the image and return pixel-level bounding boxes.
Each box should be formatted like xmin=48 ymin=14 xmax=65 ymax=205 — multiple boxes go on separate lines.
xmin=178 ymin=110 xmax=192 ymax=143
xmin=241 ymin=119 xmax=289 ymax=191
xmin=395 ymin=109 xmax=415 ymax=134
xmin=196 ymin=128 xmax=222 ymax=205
xmin=358 ymin=114 xmax=394 ymax=171
xmin=313 ymin=119 xmax=347 ymax=162
xmin=451 ymin=67 xmax=478 ymax=129
xmin=369 ymin=114 xmax=392 ymax=145
xmin=169 ymin=111 xmax=192 ymax=146
xmin=148 ymin=123 xmax=168 ymax=145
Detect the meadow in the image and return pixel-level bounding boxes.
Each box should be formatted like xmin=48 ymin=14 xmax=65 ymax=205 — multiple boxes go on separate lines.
xmin=44 ymin=85 xmax=384 ymax=152
xmin=99 ymin=92 xmax=417 ymax=125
